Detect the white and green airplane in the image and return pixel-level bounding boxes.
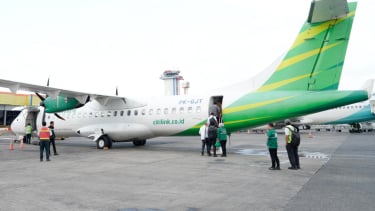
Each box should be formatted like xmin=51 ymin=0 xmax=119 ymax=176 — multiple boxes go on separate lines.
xmin=1 ymin=0 xmax=371 ymax=149
xmin=297 ymin=92 xmax=375 ymax=131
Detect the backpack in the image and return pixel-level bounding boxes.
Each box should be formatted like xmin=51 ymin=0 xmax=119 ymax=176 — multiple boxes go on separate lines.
xmin=209 ymin=117 xmax=217 ymax=126
xmin=208 ymin=125 xmax=217 ymax=139
xmin=287 ymin=125 xmax=300 ymax=147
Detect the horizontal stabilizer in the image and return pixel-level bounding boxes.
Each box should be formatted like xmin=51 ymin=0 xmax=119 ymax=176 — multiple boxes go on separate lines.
xmin=257 ymin=0 xmax=356 ymax=92
xmin=308 ymin=0 xmax=349 ymax=23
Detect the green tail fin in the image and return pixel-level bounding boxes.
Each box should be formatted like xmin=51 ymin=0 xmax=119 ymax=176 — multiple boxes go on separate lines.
xmin=258 ymin=1 xmax=357 ymax=92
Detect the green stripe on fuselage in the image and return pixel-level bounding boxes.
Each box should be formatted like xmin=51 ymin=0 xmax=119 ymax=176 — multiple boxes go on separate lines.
xmin=177 ymin=89 xmax=368 ymax=136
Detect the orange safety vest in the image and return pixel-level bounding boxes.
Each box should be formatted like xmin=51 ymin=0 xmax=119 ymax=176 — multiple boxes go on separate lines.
xmin=39 ymin=126 xmax=50 ymax=141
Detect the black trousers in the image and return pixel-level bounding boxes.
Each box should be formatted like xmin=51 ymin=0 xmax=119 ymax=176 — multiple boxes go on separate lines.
xmin=286 ymin=144 xmax=299 ymax=168
xmin=268 ymin=148 xmax=280 ymax=167
xmin=40 ymin=141 xmax=50 ymax=160
xmin=50 ymin=139 xmax=58 ymax=154
xmin=26 ymin=134 xmax=31 ymax=144
xmin=207 ymin=138 xmax=216 ymax=155
xmin=201 ymin=138 xmax=208 ymax=154
xmin=220 ymin=140 xmax=227 ymax=156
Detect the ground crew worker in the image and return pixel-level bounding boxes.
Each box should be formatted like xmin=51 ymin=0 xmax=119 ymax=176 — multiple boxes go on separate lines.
xmin=39 ymin=121 xmax=51 ymax=162
xmin=25 ymin=123 xmax=32 ymax=144
xmin=285 ymin=119 xmax=299 ymax=170
xmin=49 ymin=121 xmax=58 ymax=155
xmin=266 ymin=123 xmax=280 ymax=170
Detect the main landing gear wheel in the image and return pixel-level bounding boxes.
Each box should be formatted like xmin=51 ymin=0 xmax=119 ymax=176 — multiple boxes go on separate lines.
xmin=133 ymin=140 xmax=146 ymax=146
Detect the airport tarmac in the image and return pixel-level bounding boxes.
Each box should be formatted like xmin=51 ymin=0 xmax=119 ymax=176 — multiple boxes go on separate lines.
xmin=0 ymin=131 xmax=374 ymax=211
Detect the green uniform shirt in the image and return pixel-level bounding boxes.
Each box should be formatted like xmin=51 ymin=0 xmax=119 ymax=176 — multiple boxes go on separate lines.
xmin=217 ymin=127 xmax=227 ymax=141
xmin=267 ymin=128 xmax=278 ymax=149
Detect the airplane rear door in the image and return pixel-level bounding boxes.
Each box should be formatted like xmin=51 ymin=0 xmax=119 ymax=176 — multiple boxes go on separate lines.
xmin=209 ymin=96 xmax=223 ymax=123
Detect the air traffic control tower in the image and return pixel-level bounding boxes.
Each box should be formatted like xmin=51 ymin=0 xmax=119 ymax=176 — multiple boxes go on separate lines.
xmin=160 ymin=70 xmax=184 ymax=96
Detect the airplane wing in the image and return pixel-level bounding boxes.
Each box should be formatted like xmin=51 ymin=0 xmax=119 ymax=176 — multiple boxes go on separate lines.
xmin=0 ymin=78 xmax=145 ymax=109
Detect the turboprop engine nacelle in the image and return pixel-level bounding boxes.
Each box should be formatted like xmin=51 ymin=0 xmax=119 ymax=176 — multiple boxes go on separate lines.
xmin=42 ymin=96 xmax=89 ymax=113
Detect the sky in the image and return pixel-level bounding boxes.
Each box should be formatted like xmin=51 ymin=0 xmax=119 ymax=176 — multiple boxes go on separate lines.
xmin=0 ymin=0 xmax=374 ymax=97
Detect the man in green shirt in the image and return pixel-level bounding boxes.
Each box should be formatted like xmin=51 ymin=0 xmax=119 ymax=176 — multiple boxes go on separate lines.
xmin=267 ymin=123 xmax=280 ymax=170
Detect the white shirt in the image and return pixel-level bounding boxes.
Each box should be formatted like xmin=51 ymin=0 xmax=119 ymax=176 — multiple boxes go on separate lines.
xmin=199 ymin=125 xmax=208 ymax=140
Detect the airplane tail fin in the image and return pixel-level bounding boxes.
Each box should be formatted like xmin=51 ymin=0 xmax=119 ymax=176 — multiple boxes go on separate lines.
xmin=361 ymin=79 xmax=374 ymax=99
xmin=257 ymin=0 xmax=357 ymax=92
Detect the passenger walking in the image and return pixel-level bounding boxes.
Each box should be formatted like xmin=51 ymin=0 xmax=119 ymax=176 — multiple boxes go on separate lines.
xmin=285 ymin=119 xmax=300 ymax=170
xmin=199 ymin=123 xmax=209 ymax=156
xmin=39 ymin=121 xmax=51 ymax=162
xmin=217 ymin=123 xmax=228 ymax=157
xmin=266 ymin=123 xmax=280 ymax=170
xmin=209 ymin=102 xmax=221 ymax=123
xmin=49 ymin=121 xmax=58 ymax=155
xmin=207 ymin=112 xmax=218 ymax=127
xmin=25 ymin=123 xmax=32 ymax=144
xmin=207 ymin=115 xmax=218 ymax=156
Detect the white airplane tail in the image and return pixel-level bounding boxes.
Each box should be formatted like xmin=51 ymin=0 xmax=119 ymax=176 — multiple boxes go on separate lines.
xmin=360 ymin=79 xmax=374 ymax=99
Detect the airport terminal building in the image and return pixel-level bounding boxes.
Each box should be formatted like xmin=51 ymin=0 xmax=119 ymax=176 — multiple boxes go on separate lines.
xmin=0 ymin=92 xmax=41 ymax=126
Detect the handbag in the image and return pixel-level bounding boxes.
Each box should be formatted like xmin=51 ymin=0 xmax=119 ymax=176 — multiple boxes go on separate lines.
xmin=215 ymin=140 xmax=221 ymax=147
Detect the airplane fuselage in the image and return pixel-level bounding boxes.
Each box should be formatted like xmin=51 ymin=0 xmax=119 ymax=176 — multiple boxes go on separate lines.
xmin=10 ymin=90 xmax=369 ymax=144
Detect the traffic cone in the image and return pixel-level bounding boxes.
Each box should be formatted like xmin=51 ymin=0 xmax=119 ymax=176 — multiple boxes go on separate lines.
xmin=9 ymin=140 xmax=14 ymax=150
xmin=308 ymin=131 xmax=313 ymax=138
xmin=20 ymin=138 xmax=24 ymax=150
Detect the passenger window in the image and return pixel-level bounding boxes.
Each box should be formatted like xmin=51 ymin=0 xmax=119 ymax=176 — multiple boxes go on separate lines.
xmin=134 ymin=110 xmax=138 ymax=116
xmin=179 ymin=107 xmax=184 ymax=114
xmin=107 ymin=111 xmax=112 ymax=117
xmin=156 ymin=108 xmax=161 ymax=115
xmin=188 ymin=107 xmax=192 ymax=113
xmin=196 ymin=106 xmax=201 ymax=113
xmin=120 ymin=110 xmax=124 ymax=116
xmin=149 ymin=109 xmax=153 ymax=115
xmin=171 ymin=108 xmax=176 ymax=114
xmin=127 ymin=110 xmax=131 ymax=116
xmin=113 ymin=111 xmax=118 ymax=117
xmin=164 ymin=108 xmax=168 ymax=114
xmin=141 ymin=109 xmax=146 ymax=115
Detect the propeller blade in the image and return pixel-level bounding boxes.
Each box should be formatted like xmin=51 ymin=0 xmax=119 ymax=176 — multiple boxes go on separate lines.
xmin=35 ymin=92 xmax=45 ymax=101
xmin=54 ymin=113 xmax=65 ymax=121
